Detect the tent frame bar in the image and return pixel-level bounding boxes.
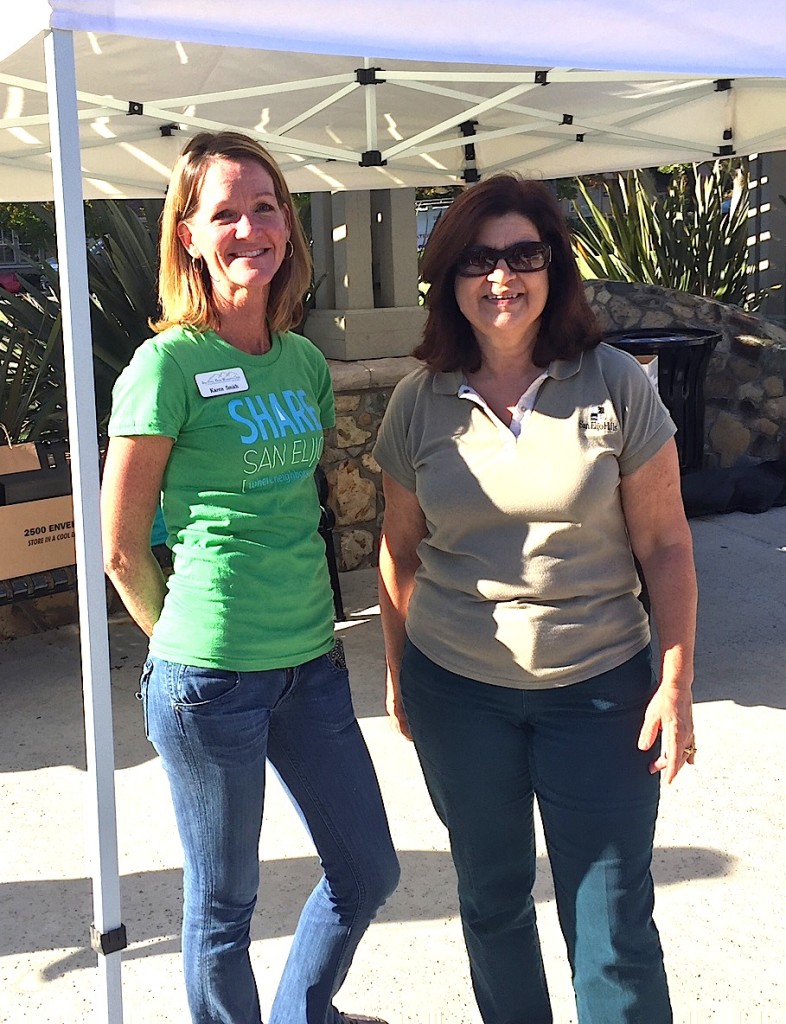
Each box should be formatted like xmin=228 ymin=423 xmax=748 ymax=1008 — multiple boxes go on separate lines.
xmin=3 ymin=59 xmax=786 ymax=193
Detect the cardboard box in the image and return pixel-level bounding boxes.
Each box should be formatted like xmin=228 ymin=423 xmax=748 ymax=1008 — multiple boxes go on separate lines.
xmin=0 ymin=442 xmax=77 ymax=579
xmin=0 ymin=440 xmax=71 ymax=505
xmin=0 ymin=495 xmax=76 ymax=579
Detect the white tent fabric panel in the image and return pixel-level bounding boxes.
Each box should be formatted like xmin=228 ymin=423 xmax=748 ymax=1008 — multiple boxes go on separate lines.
xmin=2 ymin=1 xmax=52 ymax=65
xmin=27 ymin=0 xmax=786 ymax=76
xmin=2 ymin=32 xmax=786 ymax=201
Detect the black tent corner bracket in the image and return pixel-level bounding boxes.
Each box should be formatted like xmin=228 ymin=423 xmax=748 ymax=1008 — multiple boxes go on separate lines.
xmin=355 ymin=67 xmax=384 ymax=86
xmin=359 ymin=150 xmax=386 ymax=167
xmin=90 ymin=923 xmax=128 ymax=956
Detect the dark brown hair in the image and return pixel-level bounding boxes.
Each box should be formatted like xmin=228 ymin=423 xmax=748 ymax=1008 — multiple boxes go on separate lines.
xmin=153 ymin=131 xmax=310 ymax=335
xmin=415 ymin=174 xmax=600 ymax=372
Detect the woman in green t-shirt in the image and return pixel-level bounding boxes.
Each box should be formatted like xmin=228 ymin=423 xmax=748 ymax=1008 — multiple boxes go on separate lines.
xmin=102 ymin=131 xmax=397 ymax=1024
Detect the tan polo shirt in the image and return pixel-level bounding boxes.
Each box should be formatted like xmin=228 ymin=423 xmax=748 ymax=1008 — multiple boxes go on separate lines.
xmin=374 ymin=343 xmax=676 ymax=689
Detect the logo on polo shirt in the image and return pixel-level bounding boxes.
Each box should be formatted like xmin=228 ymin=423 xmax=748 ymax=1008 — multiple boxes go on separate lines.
xmin=579 ymin=403 xmax=619 ymax=431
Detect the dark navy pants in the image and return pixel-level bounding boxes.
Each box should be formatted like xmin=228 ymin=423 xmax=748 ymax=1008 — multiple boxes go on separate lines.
xmin=400 ymin=640 xmax=672 ymax=1024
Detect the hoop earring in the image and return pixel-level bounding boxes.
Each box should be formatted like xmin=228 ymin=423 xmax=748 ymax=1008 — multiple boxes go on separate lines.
xmin=284 ymin=239 xmax=294 ymax=259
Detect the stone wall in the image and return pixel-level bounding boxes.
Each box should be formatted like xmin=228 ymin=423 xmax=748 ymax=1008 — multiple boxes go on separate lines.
xmin=325 ymin=281 xmax=786 ymax=569
xmin=323 ymin=357 xmax=419 ymax=571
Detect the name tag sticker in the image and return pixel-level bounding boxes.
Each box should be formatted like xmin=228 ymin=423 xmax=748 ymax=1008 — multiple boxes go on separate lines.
xmin=195 ymin=367 xmax=249 ymax=398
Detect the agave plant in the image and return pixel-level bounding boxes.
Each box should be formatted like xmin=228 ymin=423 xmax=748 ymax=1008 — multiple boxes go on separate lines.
xmin=570 ymin=163 xmax=756 ymax=309
xmin=0 ymin=314 xmax=66 ymax=442
xmin=0 ymin=199 xmax=162 ymax=442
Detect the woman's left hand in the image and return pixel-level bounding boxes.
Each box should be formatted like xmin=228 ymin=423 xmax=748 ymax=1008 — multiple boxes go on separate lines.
xmin=638 ymin=682 xmax=695 ymax=784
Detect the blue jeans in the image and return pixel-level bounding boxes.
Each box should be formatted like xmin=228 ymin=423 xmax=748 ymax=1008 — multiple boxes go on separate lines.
xmin=400 ymin=640 xmax=671 ymax=1024
xmin=141 ymin=641 xmax=399 ymax=1024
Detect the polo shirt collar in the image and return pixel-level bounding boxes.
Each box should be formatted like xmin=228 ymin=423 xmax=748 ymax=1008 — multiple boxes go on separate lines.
xmin=432 ymin=351 xmax=583 ymax=394
xmin=548 ymin=352 xmax=583 ymax=380
xmin=433 ymin=369 xmax=464 ymax=394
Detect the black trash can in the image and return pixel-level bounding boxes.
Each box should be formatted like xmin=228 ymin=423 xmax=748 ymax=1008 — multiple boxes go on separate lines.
xmin=605 ymin=328 xmax=720 ymax=473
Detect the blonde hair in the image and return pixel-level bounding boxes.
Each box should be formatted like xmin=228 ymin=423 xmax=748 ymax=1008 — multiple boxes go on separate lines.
xmin=152 ymin=131 xmax=311 ymax=334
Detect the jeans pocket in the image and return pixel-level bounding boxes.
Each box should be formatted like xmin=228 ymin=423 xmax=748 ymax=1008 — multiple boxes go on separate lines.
xmin=325 ymin=637 xmax=347 ymax=673
xmin=583 ymin=647 xmax=656 ymax=714
xmin=137 ymin=657 xmax=155 ymax=739
xmin=171 ymin=664 xmax=241 ymax=711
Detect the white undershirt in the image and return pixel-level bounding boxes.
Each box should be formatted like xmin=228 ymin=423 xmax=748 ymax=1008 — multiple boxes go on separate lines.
xmin=458 ymin=371 xmax=549 ymax=437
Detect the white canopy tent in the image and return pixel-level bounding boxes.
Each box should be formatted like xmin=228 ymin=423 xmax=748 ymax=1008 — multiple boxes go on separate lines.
xmin=3 ymin=6 xmax=786 ymax=200
xmin=2 ymin=3 xmax=785 ymax=1021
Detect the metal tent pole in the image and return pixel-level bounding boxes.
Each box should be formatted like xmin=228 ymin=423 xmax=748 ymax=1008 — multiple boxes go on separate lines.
xmin=44 ymin=27 xmax=125 ymax=1024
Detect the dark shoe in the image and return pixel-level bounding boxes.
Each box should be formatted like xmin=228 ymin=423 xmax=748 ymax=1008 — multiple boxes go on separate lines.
xmin=341 ymin=1016 xmax=390 ymax=1024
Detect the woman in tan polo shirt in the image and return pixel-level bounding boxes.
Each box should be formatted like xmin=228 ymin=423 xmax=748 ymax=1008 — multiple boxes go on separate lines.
xmin=374 ymin=174 xmax=696 ymax=1024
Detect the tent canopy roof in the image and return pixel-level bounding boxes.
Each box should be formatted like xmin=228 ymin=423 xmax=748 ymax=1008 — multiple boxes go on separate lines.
xmin=9 ymin=0 xmax=786 ymax=76
xmin=2 ymin=1 xmax=786 ymax=200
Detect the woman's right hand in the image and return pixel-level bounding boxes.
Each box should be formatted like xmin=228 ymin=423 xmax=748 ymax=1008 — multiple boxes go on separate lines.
xmin=385 ymin=669 xmax=412 ymax=741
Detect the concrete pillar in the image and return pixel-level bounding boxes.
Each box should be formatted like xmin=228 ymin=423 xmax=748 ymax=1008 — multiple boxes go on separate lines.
xmin=748 ymin=152 xmax=786 ymax=322
xmin=305 ymin=188 xmax=426 ymax=360
xmin=331 ymin=191 xmax=374 ymax=310
xmin=310 ymin=192 xmax=335 ymax=309
xmin=370 ymin=188 xmax=419 ymax=307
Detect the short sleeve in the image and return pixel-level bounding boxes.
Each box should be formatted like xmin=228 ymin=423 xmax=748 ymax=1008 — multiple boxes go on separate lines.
xmin=108 ymin=339 xmax=188 ymax=439
xmin=373 ymin=373 xmax=419 ymax=492
xmin=613 ymin=352 xmax=677 ymax=476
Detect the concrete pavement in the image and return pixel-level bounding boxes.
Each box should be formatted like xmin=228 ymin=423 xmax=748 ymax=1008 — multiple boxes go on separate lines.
xmin=1 ymin=508 xmax=784 ymax=1023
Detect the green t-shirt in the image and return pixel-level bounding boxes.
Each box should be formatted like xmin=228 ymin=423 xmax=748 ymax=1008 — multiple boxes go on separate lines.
xmin=108 ymin=325 xmax=336 ymax=671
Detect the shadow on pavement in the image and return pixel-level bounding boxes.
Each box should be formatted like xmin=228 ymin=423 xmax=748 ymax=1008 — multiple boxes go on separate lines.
xmin=5 ymin=844 xmax=733 ymax=980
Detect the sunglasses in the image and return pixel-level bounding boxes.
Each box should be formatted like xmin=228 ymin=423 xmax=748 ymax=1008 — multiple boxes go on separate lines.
xmin=455 ymin=241 xmax=552 ymax=277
